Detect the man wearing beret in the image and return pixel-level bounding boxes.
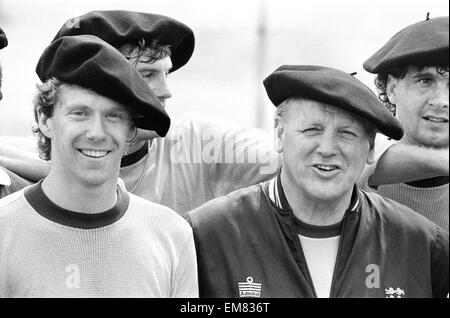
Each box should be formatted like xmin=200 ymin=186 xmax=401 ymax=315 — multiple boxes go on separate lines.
xmin=360 ymin=15 xmax=449 ymax=231
xmin=0 ymin=26 xmax=33 ymax=199
xmin=186 ymin=65 xmax=449 ymax=298
xmin=0 ymin=10 xmax=279 ymax=213
xmin=0 ymin=35 xmax=198 ymax=297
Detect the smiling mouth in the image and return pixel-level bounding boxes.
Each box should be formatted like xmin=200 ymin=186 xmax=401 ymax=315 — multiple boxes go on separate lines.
xmin=79 ymin=149 xmax=110 ymax=158
xmin=313 ymin=164 xmax=340 ymax=172
xmin=423 ymin=116 xmax=448 ymax=123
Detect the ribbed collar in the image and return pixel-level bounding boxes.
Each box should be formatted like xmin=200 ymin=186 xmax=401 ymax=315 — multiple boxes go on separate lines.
xmin=24 ymin=180 xmax=129 ymax=229
xmin=267 ymin=169 xmax=360 ymax=238
xmin=268 ymin=169 xmax=360 ymax=214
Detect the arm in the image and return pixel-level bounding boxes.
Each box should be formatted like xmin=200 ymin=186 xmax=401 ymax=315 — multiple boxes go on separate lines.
xmin=170 ymin=231 xmax=199 ymax=298
xmin=368 ymin=143 xmax=449 ymax=187
xmin=204 ymin=117 xmax=281 ymax=196
xmin=0 ymin=137 xmax=50 ymax=182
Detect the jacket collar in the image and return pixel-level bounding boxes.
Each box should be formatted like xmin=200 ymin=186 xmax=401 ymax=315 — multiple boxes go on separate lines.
xmin=267 ymin=169 xmax=361 ymax=215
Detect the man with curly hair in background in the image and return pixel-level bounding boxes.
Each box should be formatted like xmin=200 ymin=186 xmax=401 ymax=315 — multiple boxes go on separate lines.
xmin=360 ymin=15 xmax=449 ymax=232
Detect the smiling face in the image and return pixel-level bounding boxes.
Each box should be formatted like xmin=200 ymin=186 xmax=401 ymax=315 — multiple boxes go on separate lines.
xmin=39 ymin=85 xmax=135 ymax=187
xmin=387 ymin=66 xmax=449 ymax=149
xmin=275 ymin=98 xmax=375 ymax=204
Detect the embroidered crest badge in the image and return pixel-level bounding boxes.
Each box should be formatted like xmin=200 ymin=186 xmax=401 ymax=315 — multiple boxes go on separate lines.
xmin=385 ymin=287 xmax=405 ymax=298
xmin=238 ymin=277 xmax=262 ymax=298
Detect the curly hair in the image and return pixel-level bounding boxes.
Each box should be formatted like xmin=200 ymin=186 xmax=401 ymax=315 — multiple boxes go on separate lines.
xmin=32 ymin=77 xmax=64 ymax=161
xmin=119 ymin=38 xmax=172 ymax=66
xmin=374 ymin=65 xmax=449 ymax=115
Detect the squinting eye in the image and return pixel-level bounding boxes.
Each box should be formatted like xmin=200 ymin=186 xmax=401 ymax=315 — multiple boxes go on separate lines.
xmin=302 ymin=127 xmax=321 ymax=135
xmin=71 ymin=111 xmax=87 ymax=117
xmin=142 ymin=72 xmax=154 ymax=79
xmin=340 ymin=130 xmax=358 ymax=137
xmin=108 ymin=113 xmax=123 ymax=119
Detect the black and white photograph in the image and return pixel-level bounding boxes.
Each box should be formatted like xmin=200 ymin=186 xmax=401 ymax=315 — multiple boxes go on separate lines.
xmin=0 ymin=0 xmax=448 ymax=303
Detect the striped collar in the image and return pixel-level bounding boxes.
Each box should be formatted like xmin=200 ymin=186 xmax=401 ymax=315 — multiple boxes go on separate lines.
xmin=267 ymin=170 xmax=360 ymax=214
xmin=24 ymin=180 xmax=129 ymax=229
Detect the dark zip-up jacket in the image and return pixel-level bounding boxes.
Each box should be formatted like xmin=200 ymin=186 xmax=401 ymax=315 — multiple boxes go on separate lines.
xmin=186 ymin=180 xmax=449 ymax=298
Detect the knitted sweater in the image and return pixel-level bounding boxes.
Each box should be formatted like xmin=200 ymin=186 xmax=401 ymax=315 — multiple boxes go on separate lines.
xmin=120 ymin=111 xmax=280 ymax=214
xmin=0 ymin=182 xmax=198 ymax=298
xmin=359 ymin=135 xmax=448 ymax=232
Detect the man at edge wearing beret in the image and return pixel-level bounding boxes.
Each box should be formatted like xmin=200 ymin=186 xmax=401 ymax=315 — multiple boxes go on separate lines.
xmin=360 ymin=15 xmax=449 ymax=232
xmin=0 ymin=26 xmax=33 ymax=198
xmin=186 ymin=65 xmax=449 ymax=298
xmin=0 ymin=35 xmax=198 ymax=297
xmin=0 ymin=10 xmax=280 ymax=212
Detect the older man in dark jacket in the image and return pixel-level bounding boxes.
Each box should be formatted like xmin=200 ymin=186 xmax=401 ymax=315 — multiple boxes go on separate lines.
xmin=186 ymin=65 xmax=449 ymax=298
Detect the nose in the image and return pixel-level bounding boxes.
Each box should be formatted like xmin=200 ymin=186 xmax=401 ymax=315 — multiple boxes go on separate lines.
xmin=429 ymin=80 xmax=449 ymax=109
xmin=315 ymin=131 xmax=338 ymax=157
xmin=85 ymin=114 xmax=107 ymax=140
xmin=151 ymin=76 xmax=172 ymax=105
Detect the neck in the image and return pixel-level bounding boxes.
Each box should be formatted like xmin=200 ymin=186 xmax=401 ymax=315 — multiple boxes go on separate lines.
xmin=42 ymin=172 xmax=118 ymax=214
xmin=280 ymin=170 xmax=352 ymax=226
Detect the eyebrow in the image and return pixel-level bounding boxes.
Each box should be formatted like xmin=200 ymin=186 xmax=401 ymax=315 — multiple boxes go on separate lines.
xmin=139 ymin=64 xmax=173 ymax=72
xmin=64 ymin=103 xmax=127 ymax=113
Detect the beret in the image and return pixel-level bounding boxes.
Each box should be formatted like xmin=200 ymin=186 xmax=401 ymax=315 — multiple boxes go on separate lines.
xmin=36 ymin=34 xmax=170 ymax=136
xmin=364 ymin=16 xmax=449 ymax=73
xmin=263 ymin=65 xmax=404 ymax=140
xmin=52 ymin=10 xmax=195 ymax=72
xmin=0 ymin=26 xmax=7 ymax=50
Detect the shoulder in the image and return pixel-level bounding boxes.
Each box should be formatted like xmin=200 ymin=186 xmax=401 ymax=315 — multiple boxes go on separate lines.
xmin=0 ymin=189 xmax=27 ymax=219
xmin=127 ymin=193 xmax=192 ymax=234
xmin=360 ymin=189 xmax=444 ymax=238
xmin=187 ymin=183 xmax=266 ymax=229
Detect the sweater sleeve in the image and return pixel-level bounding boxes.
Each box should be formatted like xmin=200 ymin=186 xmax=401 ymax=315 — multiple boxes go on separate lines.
xmin=170 ymin=228 xmax=199 ymax=298
xmin=200 ymin=115 xmax=280 ymax=197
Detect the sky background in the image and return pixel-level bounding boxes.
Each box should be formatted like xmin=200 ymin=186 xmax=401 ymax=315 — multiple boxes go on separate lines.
xmin=0 ymin=0 xmax=448 ymax=136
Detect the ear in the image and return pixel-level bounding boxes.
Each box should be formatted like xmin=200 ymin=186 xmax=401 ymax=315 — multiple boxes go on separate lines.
xmin=38 ymin=112 xmax=53 ymax=139
xmin=366 ymin=147 xmax=375 ymax=165
xmin=274 ymin=116 xmax=285 ymax=154
xmin=386 ymin=75 xmax=398 ymax=105
xmin=126 ymin=126 xmax=138 ymax=145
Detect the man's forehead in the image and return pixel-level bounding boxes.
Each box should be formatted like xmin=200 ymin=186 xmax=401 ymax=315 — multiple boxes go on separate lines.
xmin=406 ymin=65 xmax=449 ymax=77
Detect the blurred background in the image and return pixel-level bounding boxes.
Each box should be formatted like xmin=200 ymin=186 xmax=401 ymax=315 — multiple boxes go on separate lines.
xmin=0 ymin=0 xmax=448 ymax=136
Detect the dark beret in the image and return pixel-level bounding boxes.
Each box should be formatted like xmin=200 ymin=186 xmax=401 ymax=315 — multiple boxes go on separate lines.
xmin=0 ymin=26 xmax=7 ymax=50
xmin=364 ymin=16 xmax=449 ymax=73
xmin=263 ymin=65 xmax=403 ymax=140
xmin=36 ymin=34 xmax=170 ymax=136
xmin=52 ymin=10 xmax=195 ymax=73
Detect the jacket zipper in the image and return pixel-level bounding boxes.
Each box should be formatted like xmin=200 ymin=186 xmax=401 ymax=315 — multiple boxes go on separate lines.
xmin=290 ymin=213 xmax=318 ymax=298
xmin=328 ymin=210 xmax=349 ymax=297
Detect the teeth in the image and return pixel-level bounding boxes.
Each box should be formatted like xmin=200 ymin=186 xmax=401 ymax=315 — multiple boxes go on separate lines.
xmin=425 ymin=117 xmax=447 ymax=123
xmin=81 ymin=149 xmax=108 ymax=158
xmin=316 ymin=164 xmax=337 ymax=171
